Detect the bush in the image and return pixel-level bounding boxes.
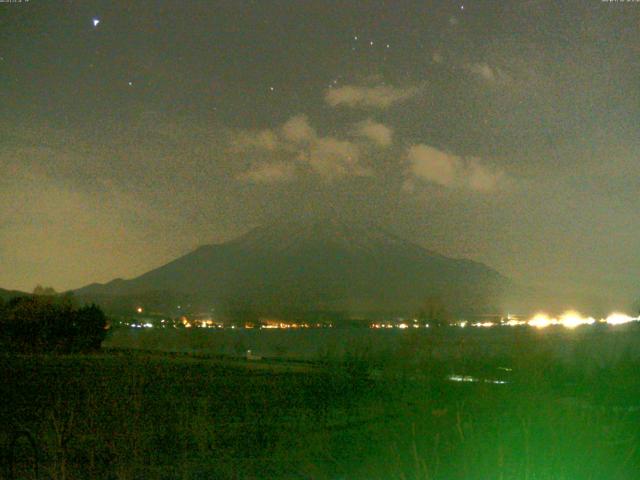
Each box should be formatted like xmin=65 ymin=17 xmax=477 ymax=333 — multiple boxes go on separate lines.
xmin=0 ymin=296 xmax=108 ymax=353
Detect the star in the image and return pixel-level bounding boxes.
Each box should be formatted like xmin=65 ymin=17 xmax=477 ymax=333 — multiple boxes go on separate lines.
xmin=92 ymin=18 xmax=100 ymax=27
xmin=128 ymin=81 xmax=133 ymax=87
xmin=269 ymin=86 xmax=275 ymax=92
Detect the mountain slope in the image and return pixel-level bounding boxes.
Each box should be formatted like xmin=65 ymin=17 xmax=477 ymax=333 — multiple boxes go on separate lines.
xmin=76 ymin=219 xmax=509 ymax=316
xmin=0 ymin=287 xmax=28 ymax=301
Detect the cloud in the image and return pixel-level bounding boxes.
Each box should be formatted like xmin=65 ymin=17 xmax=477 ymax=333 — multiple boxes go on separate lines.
xmin=281 ymin=114 xmax=317 ymax=144
xmin=231 ymin=115 xmax=317 ymax=154
xmin=325 ymin=84 xmax=421 ymax=109
xmin=354 ymin=119 xmax=393 ymax=147
xmin=230 ymin=129 xmax=280 ymax=152
xmin=234 ymin=114 xmax=372 ymax=182
xmin=406 ymin=144 xmax=507 ymax=193
xmin=466 ymin=159 xmax=504 ymax=192
xmin=426 ymin=56 xmax=509 ymax=85
xmin=236 ymin=161 xmax=296 ymax=184
xmin=465 ymin=62 xmax=510 ymax=84
xmin=301 ymin=137 xmax=369 ymax=180
xmin=407 ymin=145 xmax=459 ymax=187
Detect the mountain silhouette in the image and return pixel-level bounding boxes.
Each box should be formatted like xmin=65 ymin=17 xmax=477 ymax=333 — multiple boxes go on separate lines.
xmin=75 ymin=219 xmax=508 ymax=317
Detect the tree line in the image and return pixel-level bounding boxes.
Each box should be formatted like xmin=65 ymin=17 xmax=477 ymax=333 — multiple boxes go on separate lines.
xmin=0 ymin=287 xmax=108 ymax=353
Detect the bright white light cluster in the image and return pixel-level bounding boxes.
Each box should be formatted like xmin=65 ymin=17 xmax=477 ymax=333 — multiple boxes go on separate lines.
xmin=528 ymin=311 xmax=596 ymax=329
xmin=504 ymin=319 xmax=525 ymax=327
xmin=527 ymin=310 xmax=596 ymax=328
xmin=604 ymin=312 xmax=638 ymax=325
xmin=455 ymin=311 xmax=640 ymax=330
xmin=526 ymin=311 xmax=638 ymax=329
xmin=471 ymin=321 xmax=494 ymax=328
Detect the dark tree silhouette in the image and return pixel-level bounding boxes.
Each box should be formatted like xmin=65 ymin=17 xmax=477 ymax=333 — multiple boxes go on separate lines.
xmin=33 ymin=284 xmax=57 ymax=296
xmin=0 ymin=295 xmax=108 ymax=353
xmin=74 ymin=304 xmax=109 ymax=351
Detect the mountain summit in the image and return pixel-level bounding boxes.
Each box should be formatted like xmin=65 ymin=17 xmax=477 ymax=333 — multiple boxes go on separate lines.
xmin=76 ymin=219 xmax=508 ymax=316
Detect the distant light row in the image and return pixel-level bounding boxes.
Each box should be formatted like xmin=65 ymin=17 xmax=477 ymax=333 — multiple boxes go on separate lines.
xmin=127 ymin=311 xmax=638 ymax=330
xmin=372 ymin=312 xmax=639 ymax=330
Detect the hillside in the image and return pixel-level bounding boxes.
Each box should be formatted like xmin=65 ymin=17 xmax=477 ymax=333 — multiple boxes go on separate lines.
xmin=76 ymin=219 xmax=509 ymax=317
xmin=0 ymin=287 xmax=28 ymax=302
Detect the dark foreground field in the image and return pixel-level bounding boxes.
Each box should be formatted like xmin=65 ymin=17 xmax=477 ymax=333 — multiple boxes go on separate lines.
xmin=3 ymin=328 xmax=640 ymax=479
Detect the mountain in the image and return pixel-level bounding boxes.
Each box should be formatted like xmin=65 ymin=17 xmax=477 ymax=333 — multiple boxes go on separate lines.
xmin=75 ymin=219 xmax=509 ymax=318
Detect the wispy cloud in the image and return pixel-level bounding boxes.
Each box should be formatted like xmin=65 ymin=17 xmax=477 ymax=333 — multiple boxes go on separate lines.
xmin=234 ymin=115 xmax=371 ymax=182
xmin=354 ymin=119 xmax=393 ymax=147
xmin=0 ymin=158 xmax=177 ymax=290
xmin=427 ymin=52 xmax=510 ymax=86
xmin=407 ymin=145 xmax=459 ymax=187
xmin=325 ymin=84 xmax=421 ymax=109
xmin=230 ymin=129 xmax=280 ymax=152
xmin=236 ymin=161 xmax=296 ymax=184
xmin=466 ymin=159 xmax=505 ymax=192
xmin=406 ymin=144 xmax=507 ymax=193
xmin=281 ymin=114 xmax=317 ymax=144
xmin=299 ymin=137 xmax=370 ymax=181
xmin=464 ymin=62 xmax=510 ymax=84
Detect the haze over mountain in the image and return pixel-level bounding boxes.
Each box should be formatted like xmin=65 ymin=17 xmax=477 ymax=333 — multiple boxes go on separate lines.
xmin=75 ymin=219 xmax=508 ymax=318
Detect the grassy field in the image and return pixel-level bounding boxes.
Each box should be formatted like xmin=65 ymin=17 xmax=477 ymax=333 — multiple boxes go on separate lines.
xmin=3 ymin=328 xmax=640 ymax=479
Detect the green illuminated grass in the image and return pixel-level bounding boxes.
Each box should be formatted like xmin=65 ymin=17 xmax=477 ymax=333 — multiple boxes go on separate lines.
xmin=2 ymin=328 xmax=640 ymax=479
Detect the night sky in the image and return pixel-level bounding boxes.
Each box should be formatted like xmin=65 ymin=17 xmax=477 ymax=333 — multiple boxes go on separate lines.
xmin=1 ymin=1 xmax=638 ymax=308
